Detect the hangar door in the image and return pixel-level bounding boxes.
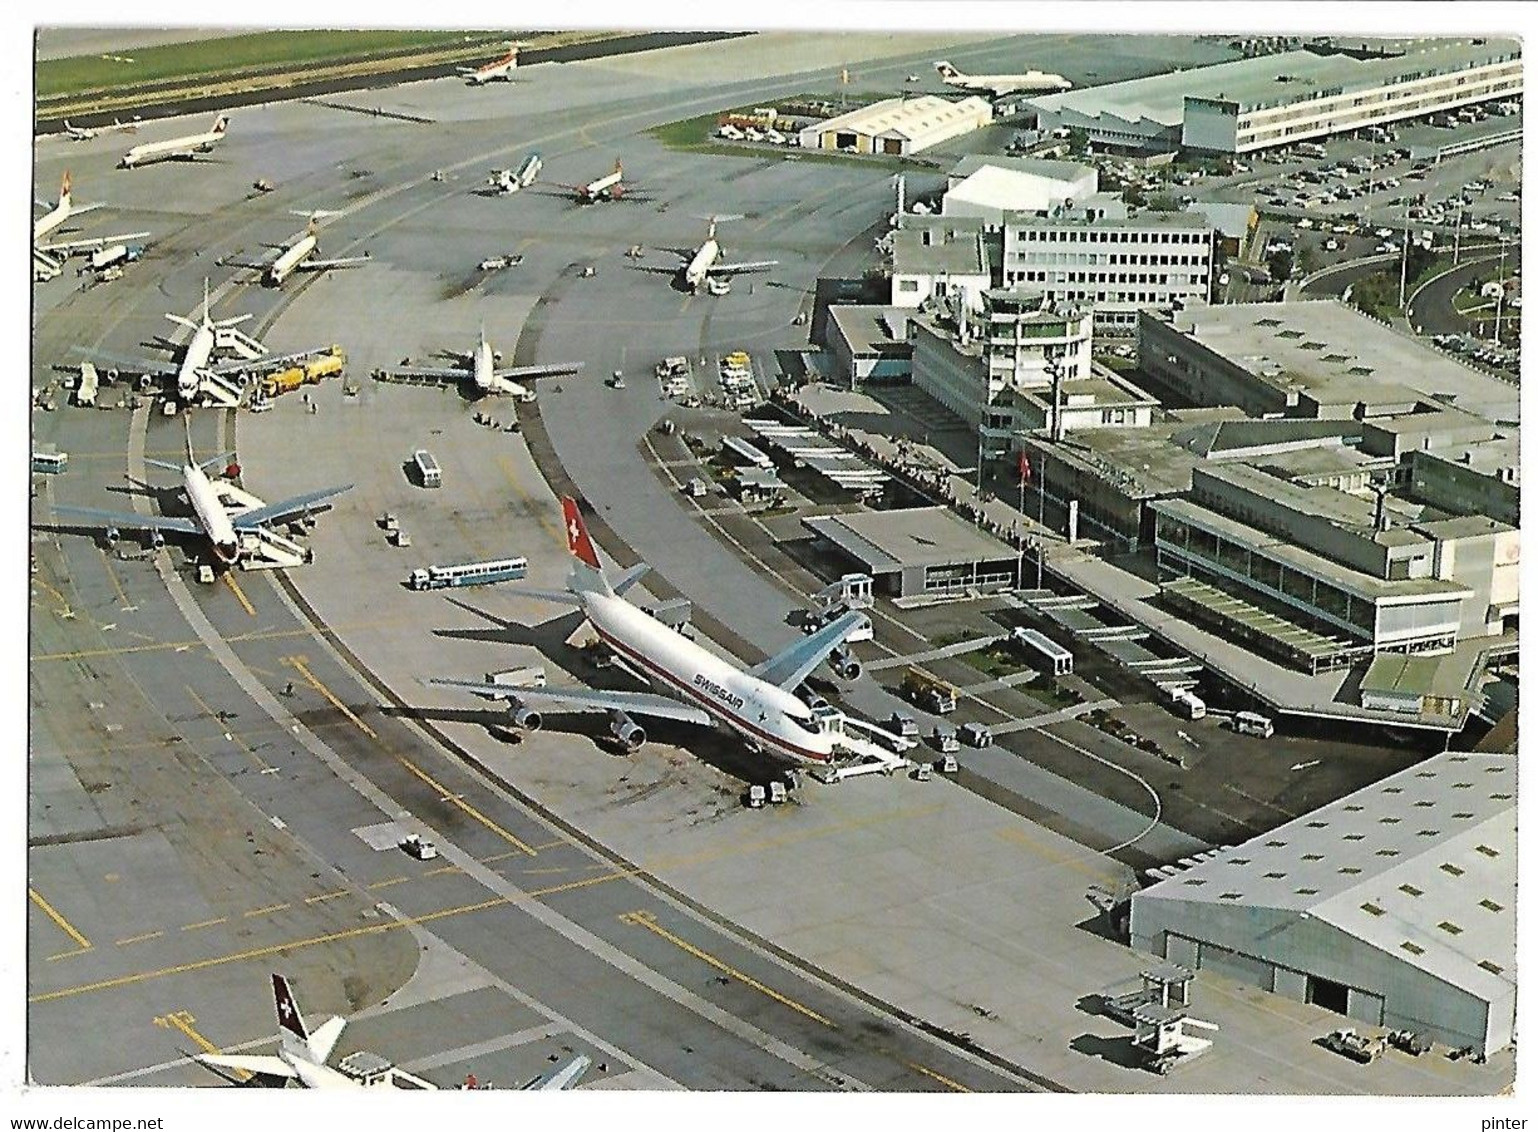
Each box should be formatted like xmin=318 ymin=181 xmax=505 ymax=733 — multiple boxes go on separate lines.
xmin=1198 ymin=941 xmax=1273 ymax=991
xmin=880 ymin=137 xmax=904 ymax=155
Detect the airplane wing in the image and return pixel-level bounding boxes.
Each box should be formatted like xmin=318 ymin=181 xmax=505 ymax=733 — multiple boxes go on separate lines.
xmin=50 ymin=504 xmax=201 ymax=535
xmin=491 ymin=361 xmax=584 ymax=380
xmin=231 ymin=484 xmax=352 ymax=530
xmin=707 ymin=259 xmax=778 ymax=276
xmin=389 ymin=365 xmax=466 ymax=381
xmin=523 ymin=1055 xmax=591 ymax=1091
xmin=749 ymin=610 xmax=870 ymax=690
xmin=297 ymin=255 xmax=371 ymax=272
xmin=194 ymin=1053 xmax=299 ymax=1080
xmin=39 ymin=230 xmax=151 ymax=255
xmin=429 ymin=679 xmax=712 ymax=725
xmin=72 ymin=346 xmax=176 ymax=377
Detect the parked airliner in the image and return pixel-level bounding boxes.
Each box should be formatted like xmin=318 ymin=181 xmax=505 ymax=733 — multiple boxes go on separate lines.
xmin=429 ymin=498 xmax=882 ymax=764
xmin=220 ymin=212 xmax=370 ymax=286
xmin=934 ymin=60 xmax=1071 ymax=96
xmin=389 ymin=328 xmax=583 ymax=399
xmin=460 ymin=42 xmax=525 ymax=84
xmin=639 ymin=215 xmax=778 ymax=293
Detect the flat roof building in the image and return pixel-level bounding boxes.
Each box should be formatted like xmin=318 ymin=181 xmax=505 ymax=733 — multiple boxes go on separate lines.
xmin=1138 ymin=301 xmax=1521 ymax=425
xmin=890 ymin=217 xmax=991 ymax=314
xmin=1031 ymin=39 xmax=1521 ymax=154
xmin=1002 ymin=208 xmax=1215 ymax=333
xmin=1131 ymin=751 xmax=1515 ymax=1058
xmin=824 ymin=305 xmax=913 ymax=385
xmin=803 ymin=506 xmax=1018 ymax=597
xmin=941 ymin=158 xmax=1099 ymax=227
xmin=798 ymin=95 xmax=993 ymax=156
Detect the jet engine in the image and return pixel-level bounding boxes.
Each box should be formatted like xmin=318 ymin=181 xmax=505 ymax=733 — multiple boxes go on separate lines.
xmin=794 ymin=684 xmax=828 ymax=710
xmin=105 ymin=526 xmax=120 ymax=546
xmin=509 ymin=703 xmax=542 ymax=732
xmin=608 ymin=710 xmax=646 ymax=751
xmin=149 ymin=530 xmax=166 ymax=549
xmin=829 ymin=646 xmax=862 ymax=681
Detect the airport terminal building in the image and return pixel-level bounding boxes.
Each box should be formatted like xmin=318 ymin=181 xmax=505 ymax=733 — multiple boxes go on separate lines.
xmin=1030 ymin=40 xmax=1521 ymax=155
xmin=1132 ymin=751 xmax=1516 ymax=1058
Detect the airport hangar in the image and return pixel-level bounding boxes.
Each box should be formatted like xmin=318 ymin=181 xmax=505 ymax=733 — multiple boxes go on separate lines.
xmin=1131 ymin=750 xmax=1515 ymax=1058
xmin=802 ymin=506 xmax=1019 ymax=597
xmin=798 ymin=94 xmax=993 ymax=156
xmin=1028 ymin=38 xmax=1521 ymax=155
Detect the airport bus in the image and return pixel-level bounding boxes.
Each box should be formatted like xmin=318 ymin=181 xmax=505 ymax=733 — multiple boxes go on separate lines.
xmin=412 ymin=449 xmax=441 ymax=488
xmin=408 ymin=557 xmax=528 ymax=591
xmin=32 ymin=449 xmax=68 ymax=474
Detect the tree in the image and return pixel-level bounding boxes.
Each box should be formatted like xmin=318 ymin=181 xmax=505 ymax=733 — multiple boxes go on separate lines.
xmin=1267 ymin=249 xmax=1294 ymax=282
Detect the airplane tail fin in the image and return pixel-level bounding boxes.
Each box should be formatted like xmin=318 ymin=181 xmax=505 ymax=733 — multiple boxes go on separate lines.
xmin=561 ymin=497 xmax=614 ymax=597
xmin=212 ymin=114 xmax=229 ymax=135
xmin=60 ymin=170 xmax=72 ymax=208
xmin=935 ymin=61 xmax=958 ymax=78
xmin=273 ymin=974 xmax=312 ymax=1054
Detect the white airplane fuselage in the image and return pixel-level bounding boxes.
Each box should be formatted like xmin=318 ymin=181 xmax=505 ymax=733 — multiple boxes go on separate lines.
xmin=175 ymin=322 xmax=218 ymax=401
xmin=267 ymin=232 xmax=319 ymax=286
xmin=684 ymin=239 xmax=722 ymax=292
xmin=581 ymin=591 xmax=837 ymax=763
xmin=182 ymin=461 xmax=241 ymax=564
xmin=938 ymin=67 xmax=1071 ymax=95
xmin=120 ymin=121 xmax=226 ymax=168
xmin=34 ymin=199 xmax=72 ymax=243
xmin=581 ymin=170 xmax=623 ymax=202
xmin=467 ymin=51 xmax=518 ymax=83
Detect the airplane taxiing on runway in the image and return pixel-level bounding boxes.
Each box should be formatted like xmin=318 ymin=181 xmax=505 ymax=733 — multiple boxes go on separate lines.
xmin=637 ymin=215 xmax=778 ymax=294
xmin=219 ymin=211 xmax=371 ymax=287
xmin=430 ymin=498 xmax=880 ymax=764
xmin=933 ymin=60 xmax=1072 ymax=96
xmin=118 ymin=112 xmax=230 ymax=168
xmin=459 ymin=42 xmax=526 ymax=84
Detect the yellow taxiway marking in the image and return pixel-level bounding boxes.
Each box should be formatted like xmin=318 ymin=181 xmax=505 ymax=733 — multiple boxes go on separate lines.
xmin=183 ymin=684 xmax=275 ymax=773
xmin=905 ymin=1061 xmax=971 ymax=1092
xmin=31 ymin=869 xmax=636 ymax=1004
xmin=182 ymin=917 xmax=227 ymax=932
xmin=116 ymin=931 xmax=164 ymax=947
xmin=395 ymin=756 xmax=537 ymax=856
xmin=30 ymin=577 xmax=75 ymax=618
xmin=994 ymin=826 xmax=1122 ymax=885
xmin=619 ymin=909 xmax=834 ymax=1028
xmin=303 ymin=890 xmax=349 ymax=905
xmin=525 ymin=838 xmax=570 ymax=853
xmin=283 ymin=654 xmax=377 ymax=739
xmin=45 ymin=947 xmax=93 ymax=964
xmin=100 ymin=553 xmax=132 ymax=610
xmin=223 ymin=572 xmax=258 ymax=618
xmin=367 ymin=876 xmax=411 ymax=891
xmin=29 ymin=887 xmax=91 ymax=951
xmin=155 ymin=1010 xmax=249 ymax=1082
xmin=243 ymin=903 xmax=289 ymax=918
xmin=496 ymin=456 xmax=565 ymax=547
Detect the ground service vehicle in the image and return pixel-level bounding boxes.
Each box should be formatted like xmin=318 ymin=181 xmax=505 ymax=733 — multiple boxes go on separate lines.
xmin=32 ymin=450 xmax=68 ymax=474
xmin=1234 ymin=710 xmax=1274 ymax=738
xmin=902 ymin=666 xmax=958 ymax=714
xmin=408 ymin=556 xmax=529 ymax=591
xmin=260 ymin=347 xmax=345 ymax=398
xmin=412 ymin=449 xmax=441 ymax=488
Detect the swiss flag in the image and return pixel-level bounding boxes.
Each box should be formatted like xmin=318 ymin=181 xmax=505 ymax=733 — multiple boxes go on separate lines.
xmin=1017 ymin=452 xmax=1032 ymax=484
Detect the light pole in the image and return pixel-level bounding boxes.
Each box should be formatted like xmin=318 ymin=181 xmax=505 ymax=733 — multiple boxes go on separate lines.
xmin=1491 ymin=239 xmax=1508 ymax=344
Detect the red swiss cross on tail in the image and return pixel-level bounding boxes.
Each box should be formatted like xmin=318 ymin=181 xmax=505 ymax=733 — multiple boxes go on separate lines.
xmin=562 ymin=497 xmax=602 ymax=570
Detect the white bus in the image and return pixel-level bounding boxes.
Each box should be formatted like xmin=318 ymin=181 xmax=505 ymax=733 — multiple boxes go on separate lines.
xmin=408 ymin=557 xmax=528 ymax=591
xmin=1010 ymin=627 xmax=1073 ymax=676
xmin=32 ymin=449 xmax=68 ymax=474
xmin=412 ymin=449 xmax=441 ymax=488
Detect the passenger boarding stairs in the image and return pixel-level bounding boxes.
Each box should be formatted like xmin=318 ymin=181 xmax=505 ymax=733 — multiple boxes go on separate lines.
xmin=33 ymin=248 xmax=63 ymax=282
xmin=810 ymin=705 xmax=917 ymax=782
xmin=218 ymin=478 xmax=314 ymax=570
xmin=192 ymin=324 xmax=266 ymax=408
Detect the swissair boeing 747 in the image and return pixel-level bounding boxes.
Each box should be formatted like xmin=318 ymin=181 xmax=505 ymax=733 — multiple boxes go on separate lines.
xmin=429 ymin=498 xmax=910 ymax=769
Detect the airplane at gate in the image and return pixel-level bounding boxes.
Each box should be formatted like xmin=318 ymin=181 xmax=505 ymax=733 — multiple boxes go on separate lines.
xmin=119 ymin=113 xmax=230 ymax=168
xmin=32 ymin=171 xmax=149 ymax=279
xmin=934 ymin=60 xmax=1071 ymax=96
xmin=460 ymin=42 xmax=525 ymax=84
xmin=638 ymin=215 xmax=778 ymax=294
xmin=428 ymin=498 xmax=889 ymax=765
xmin=388 ymin=327 xmax=582 ymax=399
xmin=50 ymin=418 xmax=350 ymax=567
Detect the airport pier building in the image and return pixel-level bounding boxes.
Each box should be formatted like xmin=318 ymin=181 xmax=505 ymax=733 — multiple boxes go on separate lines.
xmin=1131 ymin=751 xmax=1516 ymax=1058
xmin=1029 ymin=39 xmax=1521 ymax=155
xmin=802 ymin=506 xmax=1019 ymax=597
